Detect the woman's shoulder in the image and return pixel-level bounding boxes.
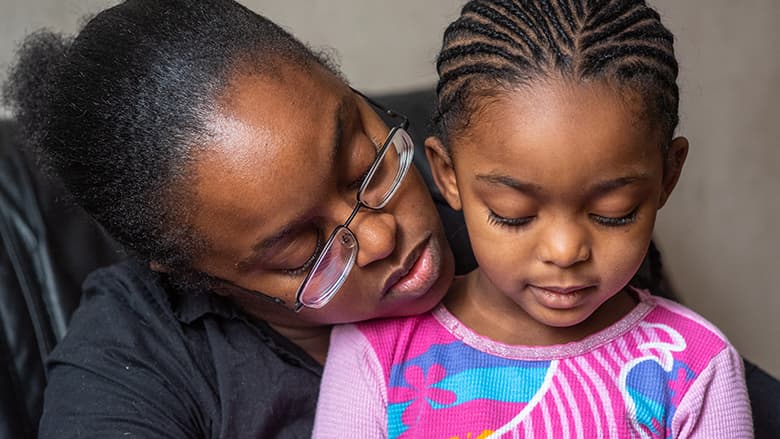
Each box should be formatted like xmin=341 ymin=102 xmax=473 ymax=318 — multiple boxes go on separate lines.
xmin=54 ymin=258 xmax=234 ymax=372
xmin=52 ymin=259 xmax=192 ymax=365
xmin=75 ymin=258 xmax=180 ymax=332
xmin=41 ymin=259 xmax=220 ymax=438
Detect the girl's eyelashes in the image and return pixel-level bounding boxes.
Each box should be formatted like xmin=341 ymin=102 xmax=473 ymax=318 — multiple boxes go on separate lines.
xmin=590 ymin=208 xmax=639 ymax=227
xmin=487 ymin=208 xmax=639 ymax=229
xmin=487 ymin=209 xmax=535 ymax=229
xmin=282 ymin=231 xmax=324 ymax=277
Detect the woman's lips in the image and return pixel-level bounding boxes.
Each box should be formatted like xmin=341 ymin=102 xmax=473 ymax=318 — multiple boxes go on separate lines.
xmin=384 ymin=237 xmax=440 ymax=299
xmin=529 ymin=284 xmax=595 ymax=309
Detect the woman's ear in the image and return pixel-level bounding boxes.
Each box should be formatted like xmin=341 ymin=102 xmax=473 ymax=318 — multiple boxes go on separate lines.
xmin=425 ymin=136 xmax=462 ymax=211
xmin=149 ymin=261 xmax=170 ymax=272
xmin=659 ymin=136 xmax=689 ymax=208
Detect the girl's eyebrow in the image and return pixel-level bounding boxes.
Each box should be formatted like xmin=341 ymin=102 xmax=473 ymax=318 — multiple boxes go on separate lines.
xmin=587 ymin=174 xmax=650 ymax=197
xmin=476 ymin=173 xmax=544 ymax=196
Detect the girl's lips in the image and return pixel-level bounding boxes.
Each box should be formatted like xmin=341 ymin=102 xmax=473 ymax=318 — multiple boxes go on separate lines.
xmin=385 ymin=237 xmax=440 ymax=299
xmin=529 ymin=284 xmax=595 ymax=309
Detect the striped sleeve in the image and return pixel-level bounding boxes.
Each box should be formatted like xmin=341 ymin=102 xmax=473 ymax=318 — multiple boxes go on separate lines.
xmin=672 ymin=344 xmax=753 ymax=438
xmin=312 ymin=324 xmax=387 ymax=438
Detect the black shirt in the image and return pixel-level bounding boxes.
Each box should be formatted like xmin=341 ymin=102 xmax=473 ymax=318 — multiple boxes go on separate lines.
xmin=38 ymin=258 xmax=323 ymax=438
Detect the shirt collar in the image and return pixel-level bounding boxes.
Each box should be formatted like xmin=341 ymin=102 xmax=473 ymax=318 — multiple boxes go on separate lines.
xmin=162 ymin=271 xmax=323 ymax=375
xmin=169 ymin=288 xmax=240 ymax=324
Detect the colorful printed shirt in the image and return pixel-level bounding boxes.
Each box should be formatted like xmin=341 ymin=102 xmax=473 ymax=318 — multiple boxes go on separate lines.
xmin=313 ymin=290 xmax=753 ymax=438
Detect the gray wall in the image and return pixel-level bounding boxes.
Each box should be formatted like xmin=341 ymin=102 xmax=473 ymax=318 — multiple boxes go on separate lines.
xmin=2 ymin=1 xmax=778 ymax=377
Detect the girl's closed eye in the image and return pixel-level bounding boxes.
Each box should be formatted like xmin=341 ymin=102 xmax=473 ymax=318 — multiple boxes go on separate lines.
xmin=487 ymin=209 xmax=535 ymax=229
xmin=589 ymin=207 xmax=639 ymax=227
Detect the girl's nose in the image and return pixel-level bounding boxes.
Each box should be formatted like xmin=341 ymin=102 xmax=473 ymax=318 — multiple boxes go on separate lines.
xmin=350 ymin=209 xmax=397 ymax=267
xmin=537 ymin=221 xmax=591 ymax=268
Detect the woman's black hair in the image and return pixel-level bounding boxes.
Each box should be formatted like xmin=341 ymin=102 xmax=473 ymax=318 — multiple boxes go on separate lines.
xmin=432 ymin=0 xmax=680 ymax=297
xmin=3 ymin=0 xmax=338 ymax=273
xmin=433 ymin=0 xmax=679 ymax=149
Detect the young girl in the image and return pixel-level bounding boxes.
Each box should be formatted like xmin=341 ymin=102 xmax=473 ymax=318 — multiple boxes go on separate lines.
xmin=313 ymin=0 xmax=752 ymax=437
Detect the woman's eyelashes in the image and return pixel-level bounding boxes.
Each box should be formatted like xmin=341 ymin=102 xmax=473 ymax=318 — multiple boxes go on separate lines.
xmin=282 ymin=231 xmax=324 ymax=277
xmin=347 ymin=165 xmax=372 ymax=192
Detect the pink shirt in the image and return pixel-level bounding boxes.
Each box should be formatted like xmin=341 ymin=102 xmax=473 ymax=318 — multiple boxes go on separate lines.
xmin=314 ymin=291 xmax=753 ymax=438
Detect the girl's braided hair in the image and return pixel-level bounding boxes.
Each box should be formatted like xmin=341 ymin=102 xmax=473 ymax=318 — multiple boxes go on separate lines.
xmin=434 ymin=0 xmax=679 ymax=150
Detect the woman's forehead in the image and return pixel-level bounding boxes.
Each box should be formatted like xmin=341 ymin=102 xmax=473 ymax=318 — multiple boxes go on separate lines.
xmin=186 ymin=67 xmax=352 ymax=250
xmin=206 ymin=64 xmax=350 ymax=175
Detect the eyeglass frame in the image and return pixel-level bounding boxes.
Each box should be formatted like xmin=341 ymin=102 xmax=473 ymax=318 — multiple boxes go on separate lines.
xmin=210 ymin=88 xmax=413 ymax=312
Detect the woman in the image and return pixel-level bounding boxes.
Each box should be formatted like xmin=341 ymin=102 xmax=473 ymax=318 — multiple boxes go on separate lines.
xmin=4 ymin=0 xmax=454 ymax=437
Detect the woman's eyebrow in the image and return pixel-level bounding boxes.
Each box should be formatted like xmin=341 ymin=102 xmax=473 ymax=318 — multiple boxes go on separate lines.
xmin=327 ymin=96 xmax=350 ymax=167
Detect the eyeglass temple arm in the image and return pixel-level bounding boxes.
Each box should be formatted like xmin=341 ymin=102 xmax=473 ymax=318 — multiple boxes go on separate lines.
xmin=350 ymin=87 xmax=410 ymax=130
xmin=207 ymin=272 xmax=296 ymax=309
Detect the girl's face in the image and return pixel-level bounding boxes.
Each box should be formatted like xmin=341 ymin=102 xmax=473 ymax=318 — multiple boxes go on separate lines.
xmin=183 ymin=63 xmax=454 ymax=328
xmin=427 ymin=79 xmax=687 ymax=342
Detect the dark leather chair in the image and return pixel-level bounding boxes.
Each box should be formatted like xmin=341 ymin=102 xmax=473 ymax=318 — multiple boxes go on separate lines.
xmin=1 ymin=91 xmax=777 ymax=438
xmin=0 ymin=120 xmax=123 ymax=438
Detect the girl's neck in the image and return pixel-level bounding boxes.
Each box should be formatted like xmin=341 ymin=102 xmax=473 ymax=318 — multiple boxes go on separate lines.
xmin=444 ymin=270 xmax=638 ymax=347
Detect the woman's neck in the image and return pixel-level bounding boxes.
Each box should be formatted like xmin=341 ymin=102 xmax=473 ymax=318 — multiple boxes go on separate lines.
xmin=444 ymin=270 xmax=638 ymax=347
xmin=225 ymin=292 xmax=333 ymax=365
xmin=267 ymin=322 xmax=332 ymax=365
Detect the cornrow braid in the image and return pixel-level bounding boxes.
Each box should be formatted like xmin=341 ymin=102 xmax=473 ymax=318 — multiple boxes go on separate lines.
xmin=433 ymin=0 xmax=679 ymax=150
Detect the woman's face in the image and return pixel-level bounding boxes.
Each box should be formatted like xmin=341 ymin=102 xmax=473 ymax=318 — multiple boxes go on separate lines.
xmin=185 ymin=62 xmax=454 ymax=327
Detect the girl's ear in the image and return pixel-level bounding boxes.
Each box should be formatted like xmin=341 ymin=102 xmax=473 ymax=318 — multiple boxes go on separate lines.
xmin=425 ymin=136 xmax=462 ymax=211
xmin=659 ymin=136 xmax=689 ymax=208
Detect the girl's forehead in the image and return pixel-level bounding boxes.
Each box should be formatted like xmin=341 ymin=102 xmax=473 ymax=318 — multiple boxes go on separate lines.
xmin=452 ymin=80 xmax=664 ymax=180
xmin=459 ymin=80 xmax=651 ymax=145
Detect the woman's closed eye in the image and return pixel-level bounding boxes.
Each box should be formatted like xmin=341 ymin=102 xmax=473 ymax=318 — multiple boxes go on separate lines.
xmin=347 ymin=165 xmax=372 ymax=192
xmin=346 ymin=134 xmax=383 ymax=192
xmin=281 ymin=231 xmax=325 ymax=276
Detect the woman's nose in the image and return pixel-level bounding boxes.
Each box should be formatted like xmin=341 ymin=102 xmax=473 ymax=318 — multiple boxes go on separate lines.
xmin=537 ymin=221 xmax=590 ymax=268
xmin=351 ymin=209 xmax=397 ymax=267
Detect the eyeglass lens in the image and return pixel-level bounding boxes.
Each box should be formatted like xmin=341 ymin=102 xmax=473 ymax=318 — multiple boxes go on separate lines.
xmin=297 ymin=226 xmax=357 ymax=308
xmin=361 ymin=129 xmax=411 ymax=208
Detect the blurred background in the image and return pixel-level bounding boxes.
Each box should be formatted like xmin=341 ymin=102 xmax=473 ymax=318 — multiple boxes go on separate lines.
xmin=1 ymin=0 xmax=778 ymax=378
